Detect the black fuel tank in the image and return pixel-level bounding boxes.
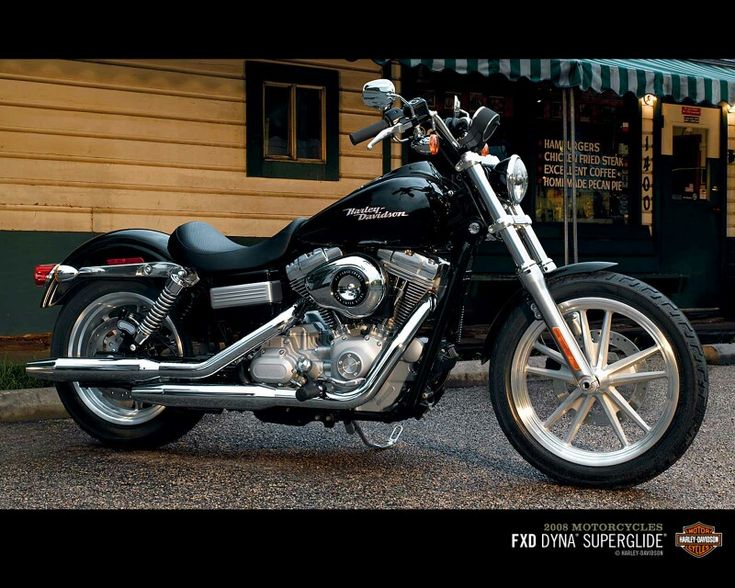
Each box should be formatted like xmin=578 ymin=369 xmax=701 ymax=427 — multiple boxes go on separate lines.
xmin=297 ymin=161 xmax=449 ymax=248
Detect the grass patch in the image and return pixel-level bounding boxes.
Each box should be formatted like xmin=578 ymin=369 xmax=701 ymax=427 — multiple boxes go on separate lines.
xmin=0 ymin=358 xmax=49 ymax=390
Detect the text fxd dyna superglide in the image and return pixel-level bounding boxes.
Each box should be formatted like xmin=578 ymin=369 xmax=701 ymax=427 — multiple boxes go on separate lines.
xmin=27 ymin=79 xmax=708 ymax=487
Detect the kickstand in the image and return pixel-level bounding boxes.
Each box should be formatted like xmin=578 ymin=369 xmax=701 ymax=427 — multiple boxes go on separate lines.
xmin=344 ymin=420 xmax=404 ymax=450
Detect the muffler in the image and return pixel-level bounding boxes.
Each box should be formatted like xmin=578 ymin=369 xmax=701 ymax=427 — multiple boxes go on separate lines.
xmin=26 ymin=305 xmax=298 ymax=384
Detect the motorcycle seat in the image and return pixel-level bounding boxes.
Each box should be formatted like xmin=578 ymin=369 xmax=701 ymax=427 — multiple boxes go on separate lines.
xmin=168 ymin=218 xmax=306 ymax=273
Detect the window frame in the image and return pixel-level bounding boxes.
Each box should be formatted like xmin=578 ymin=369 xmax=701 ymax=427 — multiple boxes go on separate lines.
xmin=246 ymin=61 xmax=339 ymax=181
xmin=262 ymin=82 xmax=326 ymax=163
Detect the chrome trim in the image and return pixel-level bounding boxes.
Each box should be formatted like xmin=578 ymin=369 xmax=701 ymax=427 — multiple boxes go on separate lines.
xmin=431 ymin=111 xmax=460 ymax=149
xmin=377 ymin=249 xmax=440 ymax=290
xmin=362 ymin=79 xmax=396 ymax=110
xmin=462 ymin=153 xmax=593 ymax=381
xmin=53 ymin=262 xmax=185 ymax=284
xmin=506 ymin=154 xmax=529 ymax=204
xmin=510 ymin=204 xmax=557 ymax=273
xmin=26 ymin=305 xmax=298 ymax=384
xmin=286 ymin=247 xmax=344 ymax=284
xmin=305 ymin=255 xmax=386 ymax=319
xmin=322 ymin=295 xmax=433 ymax=402
xmin=210 ymin=281 xmax=283 ymax=309
xmin=129 ymin=296 xmax=435 ymax=411
xmin=40 ymin=273 xmax=60 ymax=308
xmin=488 ymin=214 xmax=532 ymax=235
xmin=133 ymin=268 xmax=199 ymax=347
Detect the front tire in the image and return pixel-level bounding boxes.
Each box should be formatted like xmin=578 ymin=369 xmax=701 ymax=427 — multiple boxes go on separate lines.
xmin=52 ymin=280 xmax=202 ymax=449
xmin=489 ymin=272 xmax=708 ymax=488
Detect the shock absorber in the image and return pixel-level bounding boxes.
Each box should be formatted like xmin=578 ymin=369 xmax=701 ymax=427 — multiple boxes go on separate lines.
xmin=131 ymin=269 xmax=199 ymax=349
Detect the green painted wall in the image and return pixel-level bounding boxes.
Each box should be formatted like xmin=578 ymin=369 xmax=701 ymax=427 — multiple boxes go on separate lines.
xmin=0 ymin=231 xmax=93 ymax=336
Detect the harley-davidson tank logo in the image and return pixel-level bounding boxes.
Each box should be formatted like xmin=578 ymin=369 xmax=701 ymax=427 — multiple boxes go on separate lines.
xmin=343 ymin=206 xmax=408 ymax=221
xmin=675 ymin=522 xmax=723 ymax=558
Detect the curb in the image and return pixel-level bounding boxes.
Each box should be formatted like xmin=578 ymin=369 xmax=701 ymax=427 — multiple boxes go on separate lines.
xmin=445 ymin=361 xmax=488 ymax=388
xmin=0 ymin=387 xmax=68 ymax=422
xmin=703 ymin=343 xmax=735 ymax=366
xmin=2 ymin=345 xmax=734 ymax=422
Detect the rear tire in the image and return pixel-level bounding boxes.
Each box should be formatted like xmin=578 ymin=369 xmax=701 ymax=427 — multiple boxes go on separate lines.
xmin=52 ymin=280 xmax=202 ymax=449
xmin=489 ymin=272 xmax=708 ymax=488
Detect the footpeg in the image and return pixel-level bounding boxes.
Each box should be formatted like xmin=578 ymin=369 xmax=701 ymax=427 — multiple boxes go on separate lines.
xmin=296 ymin=381 xmax=324 ymax=401
xmin=344 ymin=420 xmax=404 ymax=450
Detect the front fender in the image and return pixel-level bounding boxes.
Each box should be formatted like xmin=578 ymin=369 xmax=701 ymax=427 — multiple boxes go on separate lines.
xmin=478 ymin=261 xmax=618 ymax=363
xmin=42 ymin=228 xmax=172 ymax=307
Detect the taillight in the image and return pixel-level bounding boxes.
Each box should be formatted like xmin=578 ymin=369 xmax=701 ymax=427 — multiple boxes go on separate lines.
xmin=106 ymin=257 xmax=144 ymax=265
xmin=34 ymin=264 xmax=57 ymax=286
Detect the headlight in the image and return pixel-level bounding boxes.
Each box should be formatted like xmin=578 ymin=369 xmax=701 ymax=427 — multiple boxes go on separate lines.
xmin=506 ymin=154 xmax=528 ymax=204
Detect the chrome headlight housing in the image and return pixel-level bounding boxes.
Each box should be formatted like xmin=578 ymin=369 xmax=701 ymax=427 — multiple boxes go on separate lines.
xmin=486 ymin=154 xmax=529 ymax=205
xmin=506 ymin=154 xmax=528 ymax=204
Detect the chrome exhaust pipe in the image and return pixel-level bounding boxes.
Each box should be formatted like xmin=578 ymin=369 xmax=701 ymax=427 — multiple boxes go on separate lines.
xmin=25 ymin=305 xmax=298 ymax=384
xmin=131 ymin=296 xmax=434 ymax=411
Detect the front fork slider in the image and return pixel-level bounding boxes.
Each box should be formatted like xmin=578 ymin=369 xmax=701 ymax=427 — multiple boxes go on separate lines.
xmin=345 ymin=420 xmax=404 ymax=450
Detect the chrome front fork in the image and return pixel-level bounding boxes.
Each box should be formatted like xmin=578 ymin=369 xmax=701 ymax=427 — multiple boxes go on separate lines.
xmin=463 ymin=157 xmax=597 ymax=387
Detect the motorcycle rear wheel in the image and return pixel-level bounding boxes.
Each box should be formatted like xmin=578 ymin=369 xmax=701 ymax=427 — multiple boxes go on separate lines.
xmin=489 ymin=271 xmax=708 ymax=488
xmin=52 ymin=280 xmax=202 ymax=448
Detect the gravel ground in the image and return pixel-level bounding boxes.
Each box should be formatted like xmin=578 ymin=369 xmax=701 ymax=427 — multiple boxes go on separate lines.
xmin=0 ymin=366 xmax=732 ymax=509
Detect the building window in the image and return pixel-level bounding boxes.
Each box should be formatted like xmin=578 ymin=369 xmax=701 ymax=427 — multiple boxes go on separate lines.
xmin=534 ymin=90 xmax=633 ymax=225
xmin=264 ymin=83 xmax=324 ymax=161
xmin=246 ymin=61 xmax=339 ymax=181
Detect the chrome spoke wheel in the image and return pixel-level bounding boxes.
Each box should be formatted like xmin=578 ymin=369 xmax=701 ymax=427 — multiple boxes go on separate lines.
xmin=510 ymin=297 xmax=679 ymax=467
xmin=67 ymin=292 xmax=183 ymax=426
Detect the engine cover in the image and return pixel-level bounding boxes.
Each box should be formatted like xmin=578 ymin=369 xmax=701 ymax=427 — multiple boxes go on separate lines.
xmin=304 ymin=256 xmax=386 ymax=319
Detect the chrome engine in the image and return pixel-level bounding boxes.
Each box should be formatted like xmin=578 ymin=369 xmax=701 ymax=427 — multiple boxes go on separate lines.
xmin=248 ymin=247 xmax=446 ymax=408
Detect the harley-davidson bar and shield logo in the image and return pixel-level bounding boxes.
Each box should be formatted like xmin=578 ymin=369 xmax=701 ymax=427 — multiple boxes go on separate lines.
xmin=343 ymin=206 xmax=408 ymax=221
xmin=674 ymin=522 xmax=723 ymax=558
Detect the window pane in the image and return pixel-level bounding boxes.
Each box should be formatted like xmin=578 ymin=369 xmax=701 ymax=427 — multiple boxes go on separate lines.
xmin=534 ymin=90 xmax=632 ymax=224
xmin=264 ymin=85 xmax=291 ymax=158
xmin=296 ymin=87 xmax=323 ymax=160
xmin=672 ymin=126 xmax=708 ymax=201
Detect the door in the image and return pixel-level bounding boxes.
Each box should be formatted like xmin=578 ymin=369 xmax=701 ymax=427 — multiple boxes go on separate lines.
xmin=658 ymin=113 xmax=722 ymax=309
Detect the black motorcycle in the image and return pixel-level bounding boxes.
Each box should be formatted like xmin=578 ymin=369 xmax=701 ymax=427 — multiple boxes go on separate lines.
xmin=27 ymin=79 xmax=707 ymax=488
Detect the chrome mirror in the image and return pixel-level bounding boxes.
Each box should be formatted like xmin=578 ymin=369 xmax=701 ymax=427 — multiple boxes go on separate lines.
xmin=362 ymin=79 xmax=396 ymax=110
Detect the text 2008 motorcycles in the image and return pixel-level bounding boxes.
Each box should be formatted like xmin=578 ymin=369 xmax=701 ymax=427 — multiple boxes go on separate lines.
xmin=27 ymin=79 xmax=707 ymax=487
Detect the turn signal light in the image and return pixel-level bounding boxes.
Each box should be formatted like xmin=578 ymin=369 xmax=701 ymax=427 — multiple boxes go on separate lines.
xmin=34 ymin=264 xmax=57 ymax=286
xmin=429 ymin=134 xmax=440 ymax=155
xmin=481 ymin=143 xmax=490 ymax=156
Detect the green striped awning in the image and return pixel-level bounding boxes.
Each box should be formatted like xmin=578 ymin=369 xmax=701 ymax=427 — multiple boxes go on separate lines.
xmin=398 ymin=59 xmax=735 ymax=105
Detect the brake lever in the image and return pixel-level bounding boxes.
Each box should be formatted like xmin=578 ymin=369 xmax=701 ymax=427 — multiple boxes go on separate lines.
xmin=367 ymin=125 xmax=396 ymax=150
xmin=366 ymin=120 xmax=414 ymax=150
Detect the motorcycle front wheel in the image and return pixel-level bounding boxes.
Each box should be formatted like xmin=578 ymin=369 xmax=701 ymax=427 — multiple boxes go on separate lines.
xmin=489 ymin=271 xmax=708 ymax=488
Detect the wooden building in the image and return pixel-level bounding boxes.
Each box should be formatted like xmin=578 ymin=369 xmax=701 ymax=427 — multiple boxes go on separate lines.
xmin=0 ymin=59 xmax=401 ymax=335
xmin=1 ymin=58 xmax=734 ymax=338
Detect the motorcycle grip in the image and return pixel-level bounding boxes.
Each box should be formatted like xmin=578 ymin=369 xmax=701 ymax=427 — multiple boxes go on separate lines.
xmin=349 ymin=119 xmax=390 ymax=145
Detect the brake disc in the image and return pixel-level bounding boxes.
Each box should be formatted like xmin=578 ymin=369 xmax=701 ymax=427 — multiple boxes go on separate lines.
xmin=88 ymin=319 xmax=133 ymax=401
xmin=552 ymin=330 xmax=647 ymax=426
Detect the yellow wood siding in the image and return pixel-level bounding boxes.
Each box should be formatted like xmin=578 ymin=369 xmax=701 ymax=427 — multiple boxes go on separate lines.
xmin=0 ymin=59 xmax=383 ymax=236
xmin=728 ymin=110 xmax=735 ymax=238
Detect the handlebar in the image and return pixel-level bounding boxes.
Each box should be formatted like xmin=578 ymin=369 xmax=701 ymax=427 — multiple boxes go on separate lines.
xmin=349 ymin=97 xmax=464 ymax=153
xmin=349 ymin=119 xmax=390 ymax=145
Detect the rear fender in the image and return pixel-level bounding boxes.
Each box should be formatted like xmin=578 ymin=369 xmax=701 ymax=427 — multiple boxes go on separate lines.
xmin=41 ymin=229 xmax=172 ymax=307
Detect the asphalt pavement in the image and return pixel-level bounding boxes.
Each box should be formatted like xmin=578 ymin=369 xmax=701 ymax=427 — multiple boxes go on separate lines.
xmin=0 ymin=366 xmax=732 ymax=509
